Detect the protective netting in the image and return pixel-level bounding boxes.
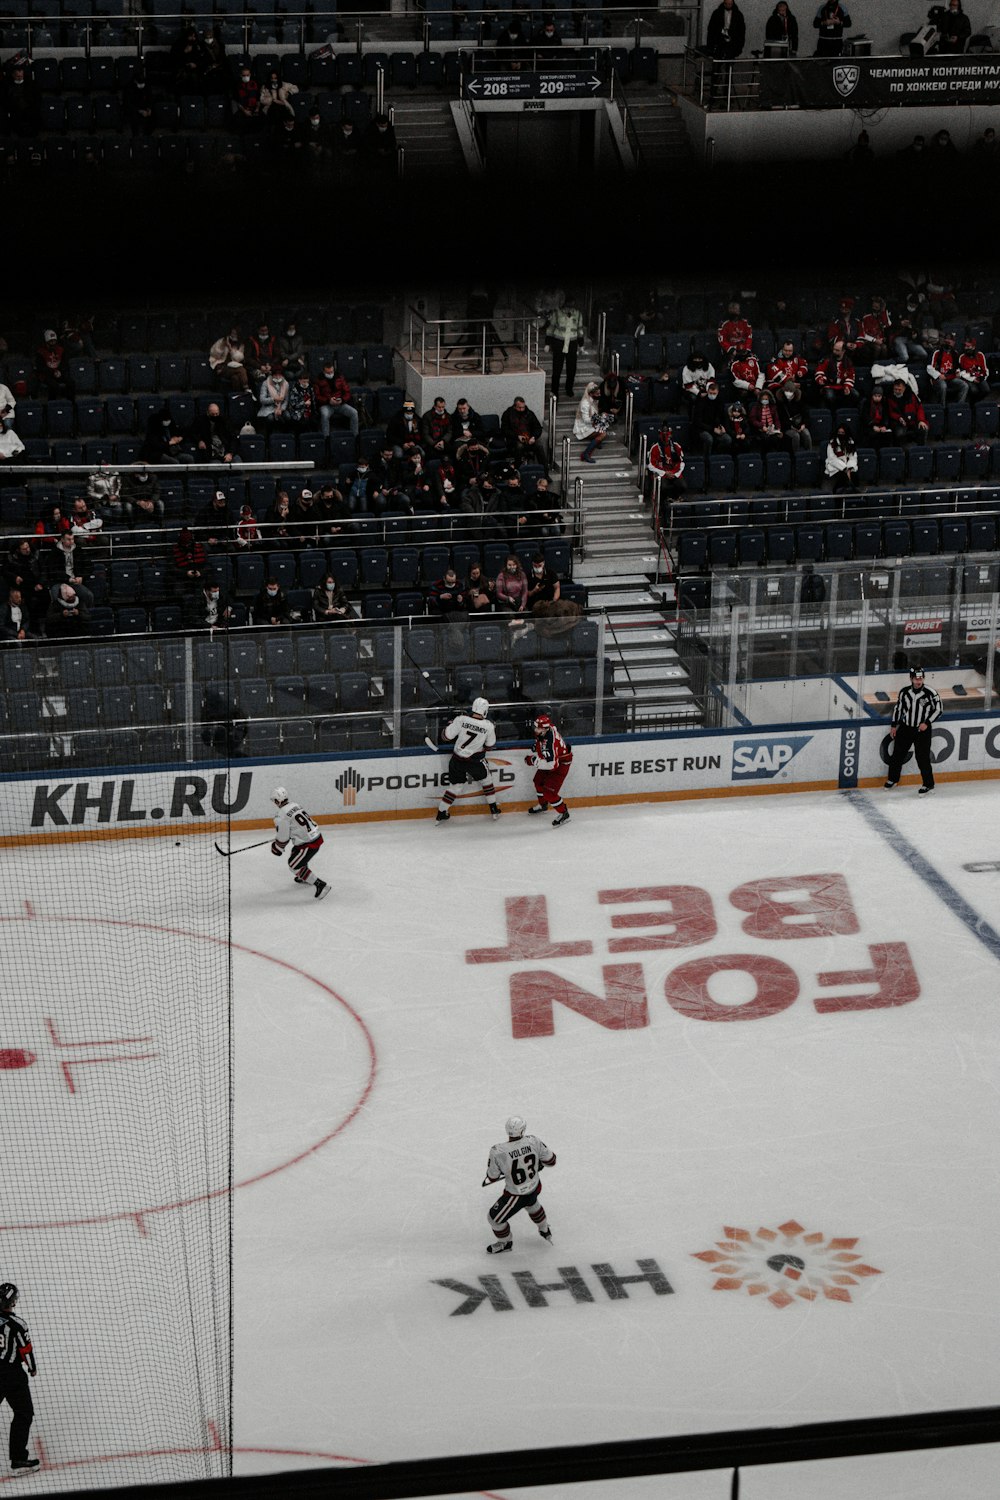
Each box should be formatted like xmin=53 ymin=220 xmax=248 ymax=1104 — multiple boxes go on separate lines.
xmin=0 ymin=744 xmax=232 ymax=1487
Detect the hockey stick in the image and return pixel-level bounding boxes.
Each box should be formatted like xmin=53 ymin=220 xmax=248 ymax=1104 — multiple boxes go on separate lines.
xmin=213 ymin=838 xmax=273 ymax=857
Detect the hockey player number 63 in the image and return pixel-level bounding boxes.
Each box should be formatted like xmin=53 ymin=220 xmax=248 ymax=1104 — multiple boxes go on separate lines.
xmin=510 ymin=1154 xmax=537 ymax=1185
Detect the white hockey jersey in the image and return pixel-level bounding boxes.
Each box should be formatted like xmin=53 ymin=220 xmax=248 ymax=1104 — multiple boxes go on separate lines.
xmin=486 ymin=1134 xmax=555 ymax=1196
xmin=444 ymin=713 xmax=496 ymax=760
xmin=274 ymin=800 xmax=321 ymax=847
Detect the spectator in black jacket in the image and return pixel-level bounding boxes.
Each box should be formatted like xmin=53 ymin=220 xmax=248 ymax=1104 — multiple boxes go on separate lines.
xmin=1 ymin=63 xmax=41 ymax=137
xmin=187 ymin=402 xmax=235 ymax=463
xmin=500 ymin=396 xmax=548 ymax=471
xmin=45 ymin=583 xmax=90 ymax=637
xmin=692 ymin=380 xmax=733 ymax=458
xmin=765 ymin=0 xmax=799 ymax=50
xmin=935 ymin=0 xmax=971 ymax=53
xmin=194 ymin=490 xmax=232 ymax=550
xmin=3 ymin=540 xmax=48 ymax=630
xmin=253 ymin=578 xmax=292 ymax=626
xmin=706 ymin=0 xmax=746 ymax=57
xmin=813 ymin=0 xmax=851 ymax=55
xmin=141 ymin=404 xmax=187 ymax=464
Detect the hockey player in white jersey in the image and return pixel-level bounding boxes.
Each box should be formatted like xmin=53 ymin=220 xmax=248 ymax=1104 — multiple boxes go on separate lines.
xmin=483 ymin=1116 xmax=556 ymax=1253
xmin=433 ymin=698 xmax=502 ymax=823
xmin=271 ymin=787 xmax=330 ymax=899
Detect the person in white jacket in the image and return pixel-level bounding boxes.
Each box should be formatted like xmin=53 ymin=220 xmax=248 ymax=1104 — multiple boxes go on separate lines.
xmin=0 ymin=383 xmax=17 ymax=434
xmin=573 ymin=382 xmax=609 ymax=464
xmin=546 ymin=301 xmax=585 ymax=397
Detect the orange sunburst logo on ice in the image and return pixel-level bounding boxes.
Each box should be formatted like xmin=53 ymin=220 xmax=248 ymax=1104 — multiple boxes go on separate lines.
xmin=692 ymin=1220 xmax=881 ymax=1308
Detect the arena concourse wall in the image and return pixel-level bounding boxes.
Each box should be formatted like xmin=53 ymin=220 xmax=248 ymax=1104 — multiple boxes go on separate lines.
xmin=6 ymin=716 xmax=1000 ymax=844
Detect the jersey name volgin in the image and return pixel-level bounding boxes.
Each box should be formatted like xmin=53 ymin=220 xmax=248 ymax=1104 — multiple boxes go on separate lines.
xmin=508 ymin=1144 xmax=534 ymax=1160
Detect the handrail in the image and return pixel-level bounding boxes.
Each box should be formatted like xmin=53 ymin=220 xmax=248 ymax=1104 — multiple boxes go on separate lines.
xmin=403 ymin=304 xmax=541 ymax=376
xmin=573 ymin=475 xmax=584 ymax=555
xmin=546 ymin=393 xmax=557 ymax=462
xmin=560 ymin=434 xmax=571 ymax=501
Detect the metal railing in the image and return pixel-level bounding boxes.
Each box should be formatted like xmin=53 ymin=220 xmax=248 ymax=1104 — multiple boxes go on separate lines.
xmin=403 ymin=307 xmax=541 ymax=378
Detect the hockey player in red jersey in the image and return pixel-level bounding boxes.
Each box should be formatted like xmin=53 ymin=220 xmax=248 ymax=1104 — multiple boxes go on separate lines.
xmin=525 ymin=712 xmax=572 ymax=826
xmin=271 ymin=787 xmax=330 ymax=899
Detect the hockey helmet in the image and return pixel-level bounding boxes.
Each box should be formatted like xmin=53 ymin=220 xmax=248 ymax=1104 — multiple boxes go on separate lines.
xmin=0 ymin=1284 xmax=17 ymax=1310
xmin=909 ymin=665 xmax=925 ymax=680
xmin=271 ymin=786 xmax=289 ymax=807
xmin=505 ymin=1117 xmax=526 ymax=1139
xmin=533 ymin=712 xmax=553 ymax=733
xmin=471 ymin=697 xmax=490 ymax=717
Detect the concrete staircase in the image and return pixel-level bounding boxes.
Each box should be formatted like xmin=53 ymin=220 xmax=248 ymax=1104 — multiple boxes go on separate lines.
xmin=543 ymin=347 xmax=701 ymax=728
xmin=623 ymin=88 xmax=697 ymax=171
xmin=389 ymin=97 xmax=466 ymax=176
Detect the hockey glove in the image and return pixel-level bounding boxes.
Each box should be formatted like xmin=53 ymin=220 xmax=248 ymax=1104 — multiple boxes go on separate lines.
xmin=271 ymin=840 xmax=288 ymax=856
xmin=524 ymin=754 xmax=536 ymax=767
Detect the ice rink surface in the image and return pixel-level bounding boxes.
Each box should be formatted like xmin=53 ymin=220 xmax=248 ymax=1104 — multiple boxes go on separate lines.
xmin=5 ymin=783 xmax=1000 ymax=1497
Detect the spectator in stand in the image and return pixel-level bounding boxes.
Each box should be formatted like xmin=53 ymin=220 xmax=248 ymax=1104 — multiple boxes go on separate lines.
xmin=705 ymin=0 xmax=746 ymax=56
xmin=363 ymin=112 xmax=397 ymax=168
xmin=531 ymin=477 xmax=564 ymax=539
xmin=232 ymin=63 xmax=262 ymax=131
xmin=546 ymin=298 xmax=586 ymax=398
xmin=0 ymin=378 xmax=17 ymax=433
xmin=845 ymin=131 xmax=874 ymax=168
xmin=764 ymin=0 xmax=799 ymax=51
xmin=533 ymin=13 xmax=562 ymax=48
xmin=826 ymin=297 xmax=861 ymax=356
xmin=972 ymin=126 xmax=1000 ymax=160
xmin=935 ymin=0 xmax=971 ymax=54
xmin=421 ymin=394 xmax=453 ymax=458
xmin=301 ymin=106 xmax=333 ymax=163
xmin=2 ymin=540 xmax=48 ymax=632
xmin=45 ymin=533 xmax=90 ymax=590
xmin=466 ymin=563 xmax=495 ymax=613
xmin=402 ymin=449 xmax=435 ymax=510
xmin=86 ymin=464 xmax=122 ymax=523
xmin=286 ymin=371 xmax=317 ymax=430
xmin=121 ymin=464 xmax=164 ymax=525
xmin=825 ymin=427 xmax=858 ymax=492
xmin=573 ymin=382 xmax=610 ymax=464
xmin=124 ymin=68 xmax=154 ymax=133
xmin=188 ymin=401 xmax=236 ymax=463
xmin=429 ymin=566 xmax=467 ymax=618
xmin=748 ymin=391 xmax=787 ymax=455
xmin=858 ymin=296 xmax=891 ymax=363
xmin=70 ymin=497 xmax=104 ymax=545
xmin=311 ymin=481 xmax=350 ymax=536
xmin=500 ymin=395 xmax=548 ymax=471
xmin=495 ymin=554 xmax=529 ymax=614
xmin=0 ymin=423 xmax=25 ymax=465
xmin=259 ymin=67 xmax=298 ymax=123
xmin=248 ymin=322 xmax=279 ymax=386
xmin=450 ymin=396 xmax=484 ymax=455
xmin=34 ymin=502 xmax=71 ymax=543
xmin=312 ymin=571 xmax=355 ymax=621
xmin=692 ymin=378 xmax=732 ymax=458
xmin=1 ymin=63 xmax=41 ymax=137
xmin=334 ymin=118 xmax=361 ymax=174
xmin=187 ymin=579 xmax=234 ymax=630
xmin=58 ymin=314 xmax=96 ymax=362
xmin=256 ymin=363 xmax=291 ymax=435
xmin=766 ymin=339 xmax=809 ymax=408
xmin=46 ymin=582 xmax=90 ymax=638
xmin=957 ymin=336 xmax=990 ymax=402
xmin=681 ymin=351 xmax=716 ymax=406
xmin=209 ymin=328 xmax=248 ymax=391
xmin=276 ymin=319 xmax=306 ymax=378
xmin=893 ymin=298 xmax=928 ymax=363
xmin=387 ymin=396 xmax=423 ymax=457
xmin=265 ymin=489 xmax=296 ymax=547
xmin=597 ymin=371 xmax=626 ymax=426
xmin=496 ymin=12 xmax=530 ymax=68
xmin=717 ymin=300 xmax=752 ymax=359
xmin=729 ymin=346 xmax=765 ymax=400
xmin=525 ymin=554 xmax=561 ymax=611
xmin=197 ymin=23 xmax=227 ymax=90
xmin=814 ymin=338 xmax=856 ymax=408
xmin=253 ymin=577 xmax=292 ymax=626
xmin=813 ymin=0 xmax=851 ymax=55
xmin=432 ymin=459 xmax=460 ymax=509
xmin=289 ymin=488 xmax=325 ymax=544
xmin=647 ymin=424 xmax=686 ymax=514
xmin=928 ymin=331 xmax=967 ymax=404
xmin=885 ymin=377 xmax=929 ymax=442
xmin=726 ymin=400 xmax=753 ymax=456
xmin=864 ymin=386 xmax=893 ymax=451
xmin=173 ymin=526 xmax=206 ymax=586
xmin=34 ymin=330 xmax=75 ymax=400
xmin=141 ymin=403 xmax=187 ymax=464
xmin=194 ymin=489 xmax=232 ymax=550
xmin=235 ymin=504 xmax=262 ymax=550
xmin=315 ymin=359 xmax=359 ymax=441
xmin=926 ymin=128 xmax=959 ymax=166
xmin=2 ymin=587 xmax=37 ymax=641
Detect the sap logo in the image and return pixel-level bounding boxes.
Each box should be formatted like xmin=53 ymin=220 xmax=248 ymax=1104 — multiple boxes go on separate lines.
xmin=732 ymin=737 xmax=811 ymax=782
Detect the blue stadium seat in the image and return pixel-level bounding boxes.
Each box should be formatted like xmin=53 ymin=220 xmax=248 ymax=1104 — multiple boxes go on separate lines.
xmin=963 ymin=442 xmax=991 ymax=480
xmin=736 ymin=453 xmax=763 ymax=490
xmin=708 ymin=530 xmax=738 ymax=567
xmin=883 ymin=520 xmax=911 ymax=557
xmin=794 ymin=450 xmax=823 ymax=488
xmin=878 ymin=447 xmax=905 ymax=484
xmin=795 ymin=526 xmax=824 ymax=562
xmin=935 ymin=445 xmax=962 ymax=481
xmin=939 ymin=518 xmax=968 ymax=553
xmin=708 ymin=455 xmax=734 ymax=492
xmin=946 ymin=403 xmax=972 ymax=440
xmin=905 ymin=446 xmax=933 ymax=483
xmin=974 ymin=401 xmax=999 ymax=436
xmin=766 ymin=527 xmax=795 ymax=564
xmin=824 ymin=524 xmax=853 ymax=561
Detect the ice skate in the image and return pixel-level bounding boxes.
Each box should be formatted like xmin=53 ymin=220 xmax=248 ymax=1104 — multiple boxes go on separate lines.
xmin=314 ymin=878 xmax=330 ymax=900
xmin=528 ymin=804 xmax=547 ymax=815
xmin=435 ymin=809 xmax=450 ymax=823
xmin=489 ymin=803 xmax=502 ymax=819
xmin=11 ymin=1460 xmax=39 ymax=1473
xmin=552 ymin=810 xmax=570 ymax=827
xmin=918 ymin=785 xmax=934 ymax=795
xmin=539 ymin=1226 xmax=553 ymax=1242
xmin=487 ymin=1238 xmax=512 ymax=1254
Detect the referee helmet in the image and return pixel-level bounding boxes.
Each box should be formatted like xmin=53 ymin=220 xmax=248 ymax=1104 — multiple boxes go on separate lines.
xmin=909 ymin=666 xmax=925 ymax=679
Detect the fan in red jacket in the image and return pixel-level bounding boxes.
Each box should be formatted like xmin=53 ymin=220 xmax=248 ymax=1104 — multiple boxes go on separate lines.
xmin=647 ymin=425 xmax=686 ymax=512
xmin=729 ymin=348 xmax=764 ymax=395
xmin=885 ymin=378 xmax=929 ymax=442
xmin=957 ymin=337 xmax=990 ymax=402
xmin=717 ymin=301 xmax=753 ymax=357
xmin=767 ymin=341 xmax=809 ymax=401
xmin=814 ymin=339 xmax=856 ymax=406
xmin=928 ymin=333 xmax=966 ymax=404
xmin=524 ymin=713 xmax=572 ymax=827
xmin=825 ymin=297 xmax=862 ymax=353
xmin=858 ymin=296 xmax=891 ymax=363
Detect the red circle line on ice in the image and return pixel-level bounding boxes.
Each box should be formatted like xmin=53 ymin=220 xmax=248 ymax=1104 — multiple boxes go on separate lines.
xmin=0 ymin=1438 xmax=507 ymax=1498
xmin=0 ymin=910 xmax=377 ymax=1233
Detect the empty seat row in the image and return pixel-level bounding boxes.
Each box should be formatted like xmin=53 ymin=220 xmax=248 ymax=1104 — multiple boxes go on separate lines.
xmin=668 ymin=441 xmax=1000 ymax=497
xmin=671 ymin=487 xmax=1000 ymax=531
xmin=677 ymin=515 xmax=1000 ymax=572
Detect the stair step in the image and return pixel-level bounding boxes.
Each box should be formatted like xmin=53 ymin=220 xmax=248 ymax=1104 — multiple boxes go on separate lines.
xmin=614 ymin=682 xmax=697 ymax=701
xmin=576 ymin=553 xmax=661 ymax=576
xmin=614 ymin=664 xmax=688 ymax=684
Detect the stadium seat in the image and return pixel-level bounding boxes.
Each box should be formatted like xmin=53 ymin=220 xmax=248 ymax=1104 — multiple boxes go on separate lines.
xmin=939 ymin=518 xmax=968 ymax=553
xmin=766 ymin=527 xmax=795 ymax=564
xmin=935 ymin=445 xmax=962 ymax=481
xmin=794 ymin=450 xmax=823 ymax=488
xmin=737 ymin=528 xmax=766 ymax=565
xmin=708 ymin=530 xmax=738 ymax=567
xmin=911 ymin=519 xmax=940 ymax=556
xmin=877 ymin=447 xmax=905 ymax=484
xmin=946 ymin=403 xmax=973 ymax=440
xmin=883 ymin=520 xmax=911 ymax=557
xmin=905 ymin=445 xmax=933 ymax=483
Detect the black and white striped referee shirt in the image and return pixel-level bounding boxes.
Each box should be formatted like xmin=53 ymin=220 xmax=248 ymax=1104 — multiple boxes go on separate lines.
xmin=892 ymin=682 xmax=943 ymax=729
xmin=0 ymin=1311 xmax=32 ymax=1370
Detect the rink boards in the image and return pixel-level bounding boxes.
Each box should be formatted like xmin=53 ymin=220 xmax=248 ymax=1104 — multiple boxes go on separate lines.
xmin=6 ymin=714 xmax=1000 ymax=843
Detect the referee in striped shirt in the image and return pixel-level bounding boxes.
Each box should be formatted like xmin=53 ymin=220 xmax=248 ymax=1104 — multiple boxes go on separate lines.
xmin=0 ymin=1285 xmax=38 ymax=1473
xmin=884 ymin=665 xmax=942 ymax=795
